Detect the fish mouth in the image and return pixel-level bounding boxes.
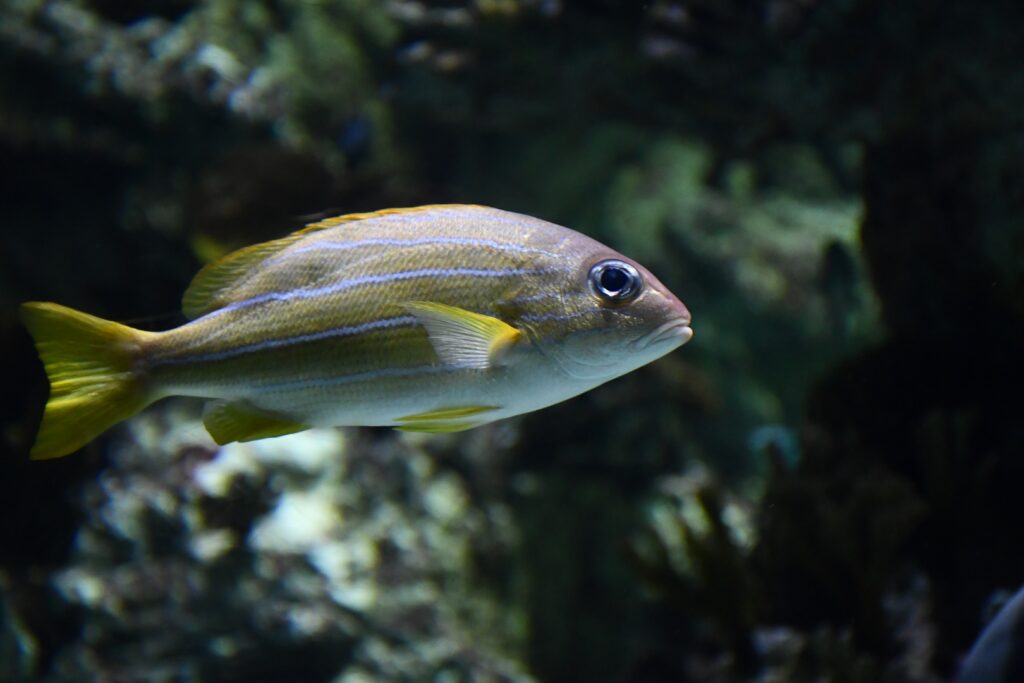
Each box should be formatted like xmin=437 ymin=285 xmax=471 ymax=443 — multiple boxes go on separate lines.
xmin=633 ymin=318 xmax=693 ymax=351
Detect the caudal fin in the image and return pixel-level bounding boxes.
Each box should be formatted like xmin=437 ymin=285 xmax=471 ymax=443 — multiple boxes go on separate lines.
xmin=20 ymin=302 xmax=154 ymax=460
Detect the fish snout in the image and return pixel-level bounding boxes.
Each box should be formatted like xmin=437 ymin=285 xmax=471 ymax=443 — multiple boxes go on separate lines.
xmin=667 ymin=292 xmax=691 ymax=328
xmin=648 ymin=288 xmax=692 ymax=348
xmin=654 ymin=317 xmax=693 ymax=346
xmin=633 ymin=316 xmax=694 ymax=351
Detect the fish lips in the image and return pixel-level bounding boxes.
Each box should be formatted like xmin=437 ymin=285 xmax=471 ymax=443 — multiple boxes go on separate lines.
xmin=632 ymin=317 xmax=694 ymax=352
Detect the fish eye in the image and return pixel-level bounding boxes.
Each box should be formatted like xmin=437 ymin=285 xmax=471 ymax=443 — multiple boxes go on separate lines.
xmin=589 ymin=260 xmax=643 ymax=304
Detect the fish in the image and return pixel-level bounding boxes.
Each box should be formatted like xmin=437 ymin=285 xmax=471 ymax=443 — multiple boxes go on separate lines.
xmin=959 ymin=585 xmax=1024 ymax=683
xmin=21 ymin=204 xmax=693 ymax=460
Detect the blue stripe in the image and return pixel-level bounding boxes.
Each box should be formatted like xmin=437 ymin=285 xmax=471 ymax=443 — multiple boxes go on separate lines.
xmin=154 ymin=315 xmax=419 ymax=367
xmin=208 ymin=267 xmax=548 ymax=317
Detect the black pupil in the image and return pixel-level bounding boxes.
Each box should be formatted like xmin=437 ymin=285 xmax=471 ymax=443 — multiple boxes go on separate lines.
xmin=600 ymin=266 xmax=630 ymax=294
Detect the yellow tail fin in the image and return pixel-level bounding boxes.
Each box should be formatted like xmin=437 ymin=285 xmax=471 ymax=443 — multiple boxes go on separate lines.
xmin=20 ymin=302 xmax=154 ymax=460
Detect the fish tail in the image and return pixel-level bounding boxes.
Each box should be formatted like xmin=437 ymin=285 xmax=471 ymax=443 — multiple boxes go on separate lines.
xmin=20 ymin=302 xmax=155 ymax=460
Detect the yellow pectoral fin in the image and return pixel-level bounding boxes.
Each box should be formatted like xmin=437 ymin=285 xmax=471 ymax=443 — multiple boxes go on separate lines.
xmin=395 ymin=405 xmax=500 ymax=433
xmin=203 ymin=400 xmax=308 ymax=445
xmin=403 ymin=302 xmax=522 ymax=369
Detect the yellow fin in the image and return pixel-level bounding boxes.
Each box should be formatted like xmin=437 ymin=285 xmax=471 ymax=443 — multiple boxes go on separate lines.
xmin=403 ymin=302 xmax=522 ymax=369
xmin=182 ymin=234 xmax=306 ymax=319
xmin=182 ymin=205 xmax=481 ymax=319
xmin=20 ymin=302 xmax=153 ymax=460
xmin=300 ymin=204 xmax=478 ymax=231
xmin=203 ymin=400 xmax=308 ymax=445
xmin=189 ymin=233 xmax=234 ymax=264
xmin=395 ymin=421 xmax=482 ymax=433
xmin=397 ymin=405 xmax=499 ymax=422
xmin=395 ymin=405 xmax=499 ymax=434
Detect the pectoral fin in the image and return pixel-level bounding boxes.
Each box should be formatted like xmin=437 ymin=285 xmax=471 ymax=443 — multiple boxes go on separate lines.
xmin=395 ymin=405 xmax=499 ymax=433
xmin=403 ymin=302 xmax=522 ymax=369
xmin=203 ymin=400 xmax=308 ymax=445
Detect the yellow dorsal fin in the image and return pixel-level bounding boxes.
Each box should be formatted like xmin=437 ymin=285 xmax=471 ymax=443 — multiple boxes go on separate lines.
xmin=182 ymin=234 xmax=305 ymax=319
xmin=299 ymin=204 xmax=475 ymax=231
xmin=182 ymin=204 xmax=481 ymax=319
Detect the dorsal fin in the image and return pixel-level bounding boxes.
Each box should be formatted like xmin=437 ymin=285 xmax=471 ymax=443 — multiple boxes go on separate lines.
xmin=181 ymin=204 xmax=477 ymax=319
xmin=182 ymin=233 xmax=307 ymax=319
xmin=298 ymin=204 xmax=472 ymax=231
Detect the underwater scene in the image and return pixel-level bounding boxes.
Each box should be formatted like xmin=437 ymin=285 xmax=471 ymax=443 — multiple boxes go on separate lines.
xmin=2 ymin=1 xmax=1023 ymax=681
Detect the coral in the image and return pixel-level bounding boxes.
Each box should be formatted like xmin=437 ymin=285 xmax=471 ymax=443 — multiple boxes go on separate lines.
xmin=0 ymin=0 xmax=415 ymax=319
xmin=36 ymin=407 xmax=531 ymax=682
xmin=628 ymin=464 xmax=943 ymax=682
xmin=632 ymin=468 xmax=761 ymax=675
xmin=0 ymin=1 xmax=399 ymax=165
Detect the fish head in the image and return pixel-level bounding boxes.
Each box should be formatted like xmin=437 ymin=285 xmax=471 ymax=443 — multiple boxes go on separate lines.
xmin=530 ymin=245 xmax=692 ymax=381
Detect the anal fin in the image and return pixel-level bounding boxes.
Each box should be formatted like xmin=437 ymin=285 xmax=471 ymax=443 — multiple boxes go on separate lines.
xmin=396 ymin=421 xmax=482 ymax=434
xmin=394 ymin=405 xmax=499 ymax=433
xmin=204 ymin=400 xmax=308 ymax=445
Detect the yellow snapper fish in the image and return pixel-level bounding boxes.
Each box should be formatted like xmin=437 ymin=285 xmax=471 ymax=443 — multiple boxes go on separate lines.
xmin=21 ymin=204 xmax=693 ymax=460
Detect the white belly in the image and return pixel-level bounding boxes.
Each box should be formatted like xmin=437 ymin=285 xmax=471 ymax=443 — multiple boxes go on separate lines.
xmin=248 ymin=351 xmax=600 ymax=429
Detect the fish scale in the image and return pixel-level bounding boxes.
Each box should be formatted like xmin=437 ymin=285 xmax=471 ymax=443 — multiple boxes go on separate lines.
xmin=158 ymin=246 xmax=555 ymax=359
